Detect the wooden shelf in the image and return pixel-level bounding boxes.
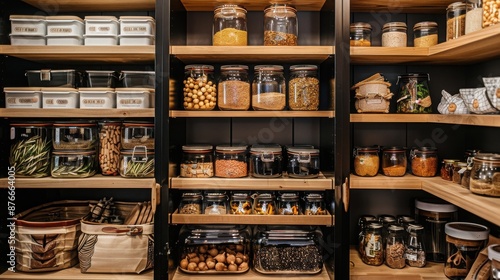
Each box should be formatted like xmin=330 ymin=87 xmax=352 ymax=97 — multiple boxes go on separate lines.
xmin=171 ymin=46 xmax=334 ymax=64
xmin=350 ymin=114 xmax=500 ymax=127
xmin=179 ymin=0 xmax=326 ymax=11
xmin=351 ymin=0 xmax=452 ymax=13
xmin=0 ymin=267 xmax=153 ymax=280
xmin=0 ymin=45 xmax=154 ymax=63
xmin=172 ymin=266 xmax=332 ymax=280
xmin=350 ymin=174 xmax=422 ymax=190
xmin=350 ymin=247 xmax=446 ymax=280
xmin=170 ymin=110 xmax=334 ymax=118
xmin=351 ymin=47 xmax=430 ymax=65
xmin=0 ymin=176 xmax=155 ymax=189
xmin=0 ymin=108 xmax=154 ymax=118
xmin=21 ymin=0 xmax=155 ymax=12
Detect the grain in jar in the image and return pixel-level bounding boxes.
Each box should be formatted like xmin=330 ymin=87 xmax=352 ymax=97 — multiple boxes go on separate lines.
xmin=350 ymin=22 xmax=372 ymax=46
xmin=288 ymin=65 xmax=319 ymax=110
xmin=483 ymin=0 xmax=500 ymax=27
xmin=466 ymin=0 xmax=483 ymax=34
xmin=381 ymin=146 xmax=407 ymax=177
xmin=382 ymin=22 xmax=407 ymax=47
xmin=183 ymin=64 xmax=216 ymax=110
xmin=180 ymin=145 xmax=214 ymax=178
xmin=413 ymin=21 xmax=438 ymax=47
xmin=252 ymin=65 xmax=286 ymax=111
xmin=213 ymin=4 xmax=247 ymax=46
xmin=215 ymin=144 xmax=248 ymax=178
xmin=218 ymin=65 xmax=250 ymax=110
xmin=263 ymin=4 xmax=298 ymax=46
xmin=469 ymin=153 xmax=500 ymax=197
xmin=353 ymin=146 xmax=380 ymax=177
xmin=410 ymin=147 xmax=438 ymax=177
xmin=447 ymin=2 xmax=467 ymax=40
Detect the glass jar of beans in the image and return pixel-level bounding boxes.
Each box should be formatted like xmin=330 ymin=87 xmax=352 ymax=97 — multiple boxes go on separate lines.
xmin=215 ymin=144 xmax=248 ymax=178
xmin=183 ymin=64 xmax=217 ymax=110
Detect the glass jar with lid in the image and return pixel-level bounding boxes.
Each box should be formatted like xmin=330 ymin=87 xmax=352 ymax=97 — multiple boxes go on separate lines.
xmin=277 ymin=192 xmax=301 ymax=215
xmin=447 ymin=2 xmax=468 ymax=41
xmin=350 ymin=22 xmax=372 ymax=46
xmin=252 ymin=65 xmax=286 ymax=111
xmin=286 ymin=146 xmax=320 ymax=178
xmin=452 ymin=161 xmax=468 ymax=184
xmin=483 ymin=0 xmax=500 ymax=27
xmin=121 ymin=121 xmax=154 ymax=149
xmin=469 ymin=153 xmax=500 ymax=197
xmin=413 ymin=21 xmax=438 ymax=47
xmin=303 ymin=193 xmax=327 ymax=215
xmin=249 ymin=144 xmax=283 ymax=178
xmin=213 ymin=4 xmax=247 ymax=46
xmin=466 ymin=0 xmax=483 ymax=34
xmin=179 ymin=191 xmax=203 ymax=214
xmin=406 ymin=224 xmax=426 ymax=268
xmin=229 ymin=191 xmax=252 ymax=215
xmin=353 ymin=146 xmax=380 ymax=177
xmin=215 ymin=144 xmax=248 ymax=178
xmin=119 ymin=146 xmax=154 ymax=178
xmin=361 ymin=222 xmax=384 ymax=266
xmin=203 ymin=191 xmax=227 ymax=215
xmin=10 ymin=122 xmax=52 ymax=177
xmin=53 ymin=121 xmax=97 ymax=150
xmin=183 ymin=64 xmax=217 ymax=110
xmin=410 ymin=147 xmax=438 ymax=177
xmin=253 ymin=192 xmax=276 ymax=215
xmin=396 ymin=73 xmax=432 ymax=113
xmin=489 ymin=244 xmax=500 ymax=280
xmin=98 ymin=121 xmax=121 ymax=176
xmin=462 ymin=149 xmax=480 ymax=188
xmin=218 ymin=65 xmax=250 ymax=110
xmin=288 ymin=65 xmax=320 ymax=111
xmin=180 ymin=145 xmax=214 ymax=178
xmin=381 ymin=146 xmax=407 ymax=177
xmin=51 ymin=150 xmax=97 ymax=178
xmin=358 ymin=215 xmax=378 ymax=257
xmin=382 ymin=22 xmax=407 ymax=47
xmin=441 ymin=159 xmax=458 ymax=181
xmin=263 ymin=4 xmax=298 ymax=46
xmin=378 ymin=214 xmax=397 ymax=240
xmin=385 ymin=225 xmax=406 ymax=269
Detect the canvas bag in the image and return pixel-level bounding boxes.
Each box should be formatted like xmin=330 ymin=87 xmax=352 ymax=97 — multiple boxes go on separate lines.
xmin=437 ymin=90 xmax=469 ymax=114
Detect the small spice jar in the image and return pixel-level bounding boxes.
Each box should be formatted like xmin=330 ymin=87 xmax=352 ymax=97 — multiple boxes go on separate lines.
xmin=249 ymin=144 xmax=283 ymax=178
xmin=252 ymin=65 xmax=286 ymax=111
xmin=229 ymin=191 xmax=252 ymax=215
xmin=447 ymin=2 xmax=468 ymax=41
xmin=410 ymin=147 xmax=438 ymax=177
xmin=213 ymin=4 xmax=247 ymax=46
xmin=466 ymin=0 xmax=483 ymax=34
xmin=288 ymin=65 xmax=320 ymax=111
xmin=444 ymin=222 xmax=489 ymax=279
xmin=385 ymin=225 xmax=406 ymax=269
xmin=462 ymin=149 xmax=480 ymax=188
xmin=183 ymin=64 xmax=217 ymax=110
xmin=489 ymin=244 xmax=500 ymax=280
xmin=53 ymin=121 xmax=97 ymax=150
xmin=286 ymin=146 xmax=320 ymax=178
xmin=353 ymin=146 xmax=380 ymax=177
xmin=405 ymin=224 xmax=426 ymax=268
xmin=413 ymin=21 xmax=438 ymax=47
xmin=98 ymin=121 xmax=121 ymax=176
xmin=215 ymin=144 xmax=248 ymax=178
xmin=362 ymin=222 xmax=384 ymax=266
xmin=350 ymin=22 xmax=372 ymax=46
xmin=203 ymin=191 xmax=228 ymax=215
xmin=263 ymin=4 xmax=298 ymax=46
xmin=277 ymin=192 xmax=301 ymax=215
xmin=119 ymin=146 xmax=154 ymax=178
xmin=381 ymin=146 xmax=407 ymax=177
xmin=469 ymin=153 xmax=500 ymax=197
xmin=441 ymin=159 xmax=458 ymax=181
xmin=51 ymin=150 xmax=97 ymax=178
xmin=180 ymin=145 xmax=214 ymax=178
xmin=179 ymin=192 xmax=203 ymax=214
xmin=121 ymin=121 xmax=154 ymax=150
xmin=452 ymin=161 xmax=468 ymax=184
xmin=253 ymin=192 xmax=276 ymax=215
xmin=218 ymin=65 xmax=250 ymax=110
xmin=483 ymin=0 xmax=500 ymax=27
xmin=303 ymin=193 xmax=327 ymax=215
xmin=382 ymin=22 xmax=407 ymax=47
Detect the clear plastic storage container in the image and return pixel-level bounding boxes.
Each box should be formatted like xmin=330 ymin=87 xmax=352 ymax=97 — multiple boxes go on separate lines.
xmin=181 ymin=145 xmax=214 ymax=178
xmin=53 ymin=122 xmax=97 ymax=150
xmin=288 ymin=65 xmax=320 ymax=111
xmin=119 ymin=146 xmax=154 ymax=178
xmin=263 ymin=4 xmax=298 ymax=46
xmin=42 ymin=87 xmax=79 ymax=108
xmin=120 ymin=71 xmax=155 ymax=88
xmin=249 ymin=144 xmax=283 ymax=178
xmin=252 ymin=65 xmax=286 ymax=111
xmin=213 ymin=4 xmax=247 ymax=46
xmin=218 ymin=65 xmax=250 ymax=110
xmin=183 ymin=65 xmax=217 ymax=110
xmin=51 ymin=150 xmax=97 ymax=178
xmin=26 ymin=69 xmax=79 ymax=88
xmin=286 ymin=146 xmax=320 ymax=178
xmin=121 ymin=122 xmax=154 ymax=150
xmin=215 ymin=145 xmax=248 ymax=178
xmin=4 ymin=87 xmax=42 ymax=108
xmin=84 ymin=70 xmax=117 ymax=88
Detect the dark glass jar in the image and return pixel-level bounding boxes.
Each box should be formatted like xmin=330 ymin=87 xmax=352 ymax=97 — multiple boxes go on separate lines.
xmin=381 ymin=146 xmax=407 ymax=177
xmin=353 ymin=146 xmax=380 ymax=177
xmin=406 ymin=224 xmax=426 ymax=268
xmin=288 ymin=65 xmax=320 ymax=111
xmin=277 ymin=192 xmax=301 ymax=215
xmin=410 ymin=147 xmax=438 ymax=177
xmin=361 ymin=223 xmax=384 ymax=266
xmin=385 ymin=225 xmax=406 ymax=269
xmin=249 ymin=144 xmax=283 ymax=178
xmin=396 ymin=73 xmax=432 ymax=113
xmin=469 ymin=153 xmax=500 ymax=197
xmin=286 ymin=146 xmax=320 ymax=178
xmin=213 ymin=4 xmax=247 ymax=46
xmin=183 ymin=64 xmax=217 ymax=110
xmin=263 ymin=4 xmax=298 ymax=46
xmin=218 ymin=65 xmax=250 ymax=110
xmin=181 ymin=145 xmax=214 ymax=178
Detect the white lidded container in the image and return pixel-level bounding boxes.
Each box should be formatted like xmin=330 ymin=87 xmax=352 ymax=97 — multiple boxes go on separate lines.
xmin=79 ymin=88 xmax=116 ymax=109
xmin=10 ymin=15 xmax=46 ymax=36
xmin=47 ymin=35 xmax=83 ymax=45
xmin=4 ymin=87 xmax=42 ymax=108
xmin=46 ymin=16 xmax=84 ymax=36
xmin=42 ymin=87 xmax=79 ymax=108
xmin=119 ymin=16 xmax=155 ymax=35
xmin=84 ymin=35 xmax=118 ymax=45
xmin=115 ymin=88 xmax=152 ymax=108
xmin=9 ymin=34 xmax=46 ymax=45
xmin=84 ymin=16 xmax=119 ymax=35
xmin=119 ymin=34 xmax=155 ymax=45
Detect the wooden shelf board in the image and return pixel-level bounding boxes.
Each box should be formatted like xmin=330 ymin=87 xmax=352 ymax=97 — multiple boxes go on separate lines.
xmin=0 ymin=45 xmax=154 ymax=63
xmin=350 ymin=47 xmax=430 ymax=65
xmin=171 ymin=46 xmax=334 ymax=64
xmin=171 ymin=212 xmax=333 ymax=226
xmin=172 ymin=266 xmax=331 ymax=280
xmin=350 ymin=114 xmax=432 ymax=123
xmin=170 ymin=110 xmax=334 ymax=118
xmin=179 ymin=0 xmax=326 ymax=11
xmin=351 ymin=114 xmax=500 ymax=127
xmin=0 ymin=267 xmax=153 ymax=280
xmin=0 ymin=108 xmax=154 ymax=118
xmin=21 ymin=0 xmax=155 ymax=12
xmin=0 ymin=176 xmax=155 ymax=189
xmin=351 ymin=0 xmax=452 ymax=13
xmin=350 ymin=248 xmax=447 ymax=280
xmin=350 ymin=174 xmax=423 ymax=190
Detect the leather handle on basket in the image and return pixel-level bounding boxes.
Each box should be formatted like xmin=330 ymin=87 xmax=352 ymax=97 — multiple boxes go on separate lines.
xmin=101 ymin=226 xmax=143 ymax=236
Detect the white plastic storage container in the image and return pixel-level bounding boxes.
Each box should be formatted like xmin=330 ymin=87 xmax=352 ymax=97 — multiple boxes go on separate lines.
xmin=83 ymin=35 xmax=118 ymax=45
xmin=119 ymin=34 xmax=154 ymax=45
xmin=119 ymin=16 xmax=155 ymax=35
xmin=4 ymin=87 xmax=42 ymax=108
xmin=120 ymin=71 xmax=155 ymax=88
xmin=84 ymin=16 xmax=119 ymax=35
xmin=42 ymin=87 xmax=79 ymax=108
xmin=9 ymin=35 xmax=46 ymax=45
xmin=115 ymin=88 xmax=152 ymax=108
xmin=79 ymin=88 xmax=116 ymax=109
xmin=10 ymin=15 xmax=46 ymax=36
xmin=46 ymin=35 xmax=83 ymax=45
xmin=46 ymin=16 xmax=84 ymax=37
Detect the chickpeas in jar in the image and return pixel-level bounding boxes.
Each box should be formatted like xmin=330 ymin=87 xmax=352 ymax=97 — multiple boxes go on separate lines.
xmin=183 ymin=65 xmax=217 ymax=110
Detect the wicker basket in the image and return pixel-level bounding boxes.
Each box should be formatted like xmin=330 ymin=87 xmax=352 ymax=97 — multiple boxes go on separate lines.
xmin=352 ymin=73 xmax=393 ymax=113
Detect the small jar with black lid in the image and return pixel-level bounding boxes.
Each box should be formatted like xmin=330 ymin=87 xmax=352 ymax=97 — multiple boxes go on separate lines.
xmin=286 ymin=146 xmax=320 ymax=178
xmin=350 ymin=22 xmax=372 ymax=46
xmin=181 ymin=145 xmax=214 ymax=178
xmin=413 ymin=21 xmax=438 ymax=47
xmin=249 ymin=144 xmax=283 ymax=178
xmin=382 ymin=22 xmax=407 ymax=47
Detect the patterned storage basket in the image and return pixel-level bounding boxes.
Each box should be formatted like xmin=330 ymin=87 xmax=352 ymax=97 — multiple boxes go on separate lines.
xmin=459 ymin=87 xmax=499 ymax=114
xmin=483 ymin=77 xmax=500 ymax=110
xmin=437 ymin=90 xmax=469 ymax=114
xmin=352 ymin=73 xmax=394 ymax=113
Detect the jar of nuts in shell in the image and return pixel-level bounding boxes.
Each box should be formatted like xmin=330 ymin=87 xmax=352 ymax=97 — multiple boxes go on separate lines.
xmin=218 ymin=65 xmax=250 ymax=110
xmin=215 ymin=144 xmax=248 ymax=178
xmin=483 ymin=0 xmax=500 ymax=28
xmin=183 ymin=64 xmax=217 ymax=110
xmin=288 ymin=65 xmax=320 ymax=111
xmin=252 ymin=65 xmax=286 ymax=111
xmin=179 ymin=192 xmax=203 ymax=214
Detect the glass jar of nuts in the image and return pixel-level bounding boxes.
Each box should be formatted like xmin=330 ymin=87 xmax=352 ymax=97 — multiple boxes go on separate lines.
xmin=179 ymin=191 xmax=203 ymax=214
xmin=263 ymin=3 xmax=298 ymax=46
xmin=252 ymin=65 xmax=286 ymax=111
xmin=218 ymin=65 xmax=250 ymax=110
xmin=183 ymin=64 xmax=217 ymax=110
xmin=288 ymin=65 xmax=320 ymax=111
xmin=483 ymin=0 xmax=500 ymax=28
xmin=385 ymin=225 xmax=406 ymax=269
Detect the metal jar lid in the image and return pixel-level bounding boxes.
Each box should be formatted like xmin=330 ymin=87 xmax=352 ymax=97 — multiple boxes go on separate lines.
xmin=415 ymin=198 xmax=458 ymax=213
xmin=445 ymin=222 xmax=490 ymax=241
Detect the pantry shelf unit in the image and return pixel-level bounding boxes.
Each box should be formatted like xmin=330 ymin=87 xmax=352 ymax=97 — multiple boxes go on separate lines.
xmin=350 ymin=113 xmax=500 ymax=127
xmin=0 ymin=267 xmax=153 ymax=280
xmin=0 ymin=45 xmax=155 ymax=63
xmin=0 ymin=176 xmax=155 ymax=189
xmin=0 ymin=108 xmax=154 ymax=118
xmin=178 ymin=0 xmax=326 ymax=12
xmin=172 ymin=266 xmax=332 ymax=280
xmin=170 ymin=46 xmax=334 ymax=64
xmin=169 ymin=110 xmax=335 ymax=118
xmin=20 ymin=0 xmax=155 ymax=12
xmin=351 ymin=0 xmax=453 ymax=13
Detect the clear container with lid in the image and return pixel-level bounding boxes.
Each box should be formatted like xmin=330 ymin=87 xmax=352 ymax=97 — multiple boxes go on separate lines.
xmin=277 ymin=192 xmax=301 ymax=215
xmin=441 ymin=159 xmax=458 ymax=181
xmin=378 ymin=214 xmax=397 ymax=240
xmin=286 ymin=146 xmax=320 ymax=178
xmin=288 ymin=65 xmax=320 ymax=111
xmin=483 ymin=0 xmax=500 ymax=27
xmin=119 ymin=146 xmax=154 ymax=178
xmin=249 ymin=144 xmax=283 ymax=178
xmin=263 ymin=4 xmax=298 ymax=46
xmin=444 ymin=222 xmax=489 ymax=279
xmin=53 ymin=121 xmax=97 ymax=150
xmin=353 ymin=146 xmax=380 ymax=177
xmin=215 ymin=144 xmax=248 ymax=178
xmin=358 ymin=215 xmax=378 ymax=257
xmin=213 ymin=4 xmax=247 ymax=46
xmin=381 ymin=146 xmax=407 ymax=177
xmin=382 ymin=22 xmax=407 ymax=47
xmin=396 ymin=73 xmax=432 ymax=113
xmin=253 ymin=192 xmax=276 ymax=215
xmin=466 ymin=0 xmax=483 ymax=34
xmin=181 ymin=145 xmax=214 ymax=178
xmin=447 ymin=2 xmax=468 ymax=41
xmin=229 ymin=191 xmax=252 ymax=215
xmin=183 ymin=64 xmax=217 ymax=110
xmin=452 ymin=161 xmax=468 ymax=184
xmin=98 ymin=121 xmax=121 ymax=176
xmin=252 ymin=65 xmax=286 ymax=111
xmin=469 ymin=153 xmax=500 ymax=197
xmin=385 ymin=225 xmax=406 ymax=269
xmin=350 ymin=22 xmax=372 ymax=46
xmin=121 ymin=122 xmax=154 ymax=149
xmin=203 ymin=191 xmax=227 ymax=215
xmin=410 ymin=147 xmax=438 ymax=177
xmin=413 ymin=21 xmax=438 ymax=47
xmin=406 ymin=224 xmax=426 ymax=267
xmin=303 ymin=193 xmax=327 ymax=215
xmin=415 ymin=198 xmax=458 ymax=262
xmin=51 ymin=149 xmax=97 ymax=178
xmin=489 ymin=244 xmax=500 ymax=280
xmin=179 ymin=191 xmax=203 ymax=214
xmin=362 ymin=222 xmax=384 ymax=266
xmin=218 ymin=65 xmax=250 ymax=110
xmin=9 ymin=122 xmax=52 ymax=178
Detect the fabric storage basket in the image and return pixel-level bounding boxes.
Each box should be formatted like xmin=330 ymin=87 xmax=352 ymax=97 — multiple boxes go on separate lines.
xmin=4 ymin=87 xmax=42 ymax=108
xmin=459 ymin=87 xmax=499 ymax=114
xmin=14 ymin=200 xmax=91 ymax=272
xmin=84 ymin=70 xmax=118 ymax=88
xmin=26 ymin=69 xmax=79 ymax=88
xmin=79 ymin=88 xmax=116 ymax=108
xmin=10 ymin=15 xmax=46 ymax=36
xmin=84 ymin=16 xmax=119 ymax=36
xmin=483 ymin=77 xmax=500 ymax=110
xmin=437 ymin=90 xmax=469 ymax=114
xmin=352 ymin=73 xmax=393 ymax=113
xmin=10 ymin=34 xmax=46 ymax=45
xmin=78 ymin=200 xmax=154 ymax=273
xmin=42 ymin=87 xmax=79 ymax=108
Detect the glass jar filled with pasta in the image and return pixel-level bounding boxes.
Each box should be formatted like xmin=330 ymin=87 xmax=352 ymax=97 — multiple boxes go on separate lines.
xmin=353 ymin=146 xmax=380 ymax=177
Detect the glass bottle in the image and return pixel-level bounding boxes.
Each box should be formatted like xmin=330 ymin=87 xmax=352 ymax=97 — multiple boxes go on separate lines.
xmin=396 ymin=73 xmax=432 ymax=113
xmin=362 ymin=223 xmax=384 ymax=266
xmin=288 ymin=65 xmax=320 ymax=111
xmin=385 ymin=225 xmax=406 ymax=269
xmin=218 ymin=65 xmax=250 ymax=110
xmin=447 ymin=2 xmax=468 ymax=40
xmin=413 ymin=21 xmax=438 ymax=47
xmin=469 ymin=153 xmax=500 ymax=197
xmin=382 ymin=22 xmax=407 ymax=47
xmin=263 ymin=4 xmax=298 ymax=46
xmin=353 ymin=146 xmax=380 ymax=177
xmin=252 ymin=65 xmax=286 ymax=110
xmin=213 ymin=4 xmax=247 ymax=46
xmin=406 ymin=224 xmax=426 ymax=268
xmin=465 ymin=0 xmax=483 ymax=34
xmin=180 ymin=145 xmax=214 ymax=178
xmin=183 ymin=64 xmax=217 ymax=110
xmin=410 ymin=147 xmax=438 ymax=177
xmin=350 ymin=22 xmax=372 ymax=46
xmin=381 ymin=146 xmax=407 ymax=177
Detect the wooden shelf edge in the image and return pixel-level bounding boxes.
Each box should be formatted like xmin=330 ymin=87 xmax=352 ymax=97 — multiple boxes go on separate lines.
xmin=0 ymin=266 xmax=153 ymax=280
xmin=0 ymin=176 xmax=156 ymax=189
xmin=172 ymin=266 xmax=332 ymax=280
xmin=0 ymin=108 xmax=154 ymax=118
xmin=171 ymin=212 xmax=333 ymax=226
xmin=350 ymin=174 xmax=423 ymax=190
xmin=350 ymin=114 xmax=500 ymax=127
xmin=179 ymin=0 xmax=326 ymax=12
xmin=170 ymin=110 xmax=335 ymax=118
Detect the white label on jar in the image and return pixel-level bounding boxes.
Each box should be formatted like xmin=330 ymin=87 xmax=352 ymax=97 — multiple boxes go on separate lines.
xmin=50 ymin=27 xmax=72 ymax=33
xmin=14 ymin=27 xmax=38 ymax=32
xmin=10 ymin=127 xmax=15 ymax=140
xmin=365 ymin=234 xmax=381 ymax=257
xmin=124 ymin=26 xmax=147 ymax=32
xmin=405 ymin=252 xmax=417 ymax=261
xmin=55 ymin=128 xmax=60 ymax=143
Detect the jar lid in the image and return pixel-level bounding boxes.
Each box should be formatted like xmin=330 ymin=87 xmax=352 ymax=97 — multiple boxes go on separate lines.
xmin=231 ymin=191 xmax=250 ymax=198
xmin=354 ymin=146 xmax=379 ymax=152
xmin=52 ymin=150 xmax=96 ymax=155
xmin=398 ymin=215 xmax=415 ymax=223
xmin=382 ymin=22 xmax=407 ymax=30
xmin=254 ymin=65 xmax=283 ymax=72
xmin=216 ymin=144 xmax=247 ymax=152
xmin=290 ymin=65 xmax=318 ymax=72
xmin=407 ymin=224 xmax=424 ymax=231
xmin=415 ymin=198 xmax=458 ymax=213
xmin=473 ymin=153 xmax=500 ymax=161
xmin=120 ymin=149 xmax=155 ymax=156
xmin=443 ymin=159 xmax=460 ymax=163
xmin=488 ymin=244 xmax=500 ymax=261
xmin=447 ymin=1 xmax=468 ymax=9
xmin=279 ymin=192 xmax=299 ymax=200
xmin=220 ymin=65 xmax=248 ymax=72
xmin=204 ymin=191 xmax=226 ymax=198
xmin=397 ymin=73 xmax=430 ymax=81
xmin=182 ymin=192 xmax=203 ymax=199
xmin=123 ymin=121 xmax=154 ymax=127
xmin=388 ymin=225 xmax=404 ymax=232
xmin=305 ymin=193 xmax=324 ymax=201
xmin=367 ymin=222 xmax=383 ymax=229
xmin=184 ymin=64 xmax=214 ymax=72
xmin=214 ymin=4 xmax=247 ymax=14
xmin=350 ymin=22 xmax=372 ymax=30
xmin=182 ymin=144 xmax=213 ymax=151
xmin=445 ymin=222 xmax=489 ymax=240
xmin=10 ymin=122 xmax=52 ymax=127
xmin=256 ymin=193 xmax=274 ymax=200
xmin=453 ymin=161 xmax=468 ymax=167
xmin=379 ymin=215 xmax=396 ymax=223
xmin=250 ymin=144 xmax=282 ymax=153
xmin=287 ymin=147 xmax=320 ymax=154
xmin=382 ymin=146 xmax=406 ymax=152
xmin=412 ymin=146 xmax=437 ymax=155
xmin=53 ymin=121 xmax=96 ymax=127
xmin=413 ymin=21 xmax=438 ymax=30
xmin=264 ymin=3 xmax=297 ymax=13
